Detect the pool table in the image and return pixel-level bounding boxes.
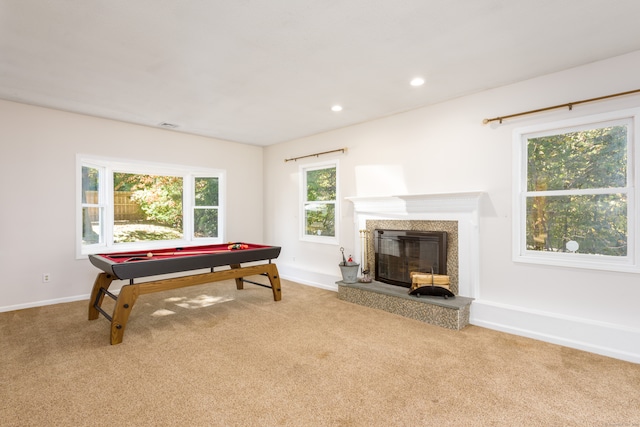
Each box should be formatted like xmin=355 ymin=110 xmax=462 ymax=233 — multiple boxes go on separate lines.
xmin=87 ymin=243 xmax=282 ymax=344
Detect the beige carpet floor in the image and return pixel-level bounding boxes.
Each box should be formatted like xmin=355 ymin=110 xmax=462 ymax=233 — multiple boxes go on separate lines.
xmin=1 ymin=278 xmax=639 ymax=426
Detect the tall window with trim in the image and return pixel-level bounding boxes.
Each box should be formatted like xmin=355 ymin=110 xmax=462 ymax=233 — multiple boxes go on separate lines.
xmin=78 ymin=155 xmax=225 ymax=256
xmin=300 ymin=161 xmax=338 ymax=243
xmin=513 ymin=110 xmax=639 ymax=272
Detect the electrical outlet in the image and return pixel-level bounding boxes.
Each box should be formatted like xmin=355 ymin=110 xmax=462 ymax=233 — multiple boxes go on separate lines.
xmin=42 ymin=273 xmax=51 ymax=283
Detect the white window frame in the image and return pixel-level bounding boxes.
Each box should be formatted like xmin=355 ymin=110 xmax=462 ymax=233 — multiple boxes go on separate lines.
xmin=512 ymin=109 xmax=640 ymax=273
xmin=299 ymin=160 xmax=339 ymax=245
xmin=76 ymin=154 xmax=226 ymax=258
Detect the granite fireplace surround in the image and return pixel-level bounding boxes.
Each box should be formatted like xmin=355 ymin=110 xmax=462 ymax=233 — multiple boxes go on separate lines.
xmin=337 ymin=193 xmax=481 ymax=330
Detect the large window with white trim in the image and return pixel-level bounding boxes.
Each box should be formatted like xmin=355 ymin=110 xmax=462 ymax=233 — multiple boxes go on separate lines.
xmin=513 ymin=109 xmax=639 ymax=272
xmin=78 ymin=155 xmax=225 ymax=256
xmin=300 ymin=161 xmax=338 ymax=244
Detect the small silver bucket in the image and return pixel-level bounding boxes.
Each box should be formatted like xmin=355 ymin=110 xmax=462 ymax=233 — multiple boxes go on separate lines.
xmin=339 ymin=263 xmax=360 ymax=283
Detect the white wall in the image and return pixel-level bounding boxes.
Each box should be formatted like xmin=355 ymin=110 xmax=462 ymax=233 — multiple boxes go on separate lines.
xmin=0 ymin=100 xmax=265 ymax=310
xmin=264 ymin=51 xmax=640 ymax=363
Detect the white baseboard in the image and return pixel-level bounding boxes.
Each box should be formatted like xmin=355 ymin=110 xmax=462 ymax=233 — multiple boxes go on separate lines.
xmin=278 ymin=264 xmax=339 ymax=292
xmin=0 ymin=294 xmax=91 ymax=313
xmin=0 ymin=266 xmax=334 ymax=313
xmin=470 ymin=299 xmax=640 ymax=364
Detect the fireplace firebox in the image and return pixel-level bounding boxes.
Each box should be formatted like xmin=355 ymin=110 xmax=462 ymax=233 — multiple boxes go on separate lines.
xmin=374 ymin=229 xmax=447 ymax=288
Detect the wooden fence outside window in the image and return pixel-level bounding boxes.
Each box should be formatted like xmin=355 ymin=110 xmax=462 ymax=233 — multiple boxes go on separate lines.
xmin=84 ymin=191 xmax=145 ymax=221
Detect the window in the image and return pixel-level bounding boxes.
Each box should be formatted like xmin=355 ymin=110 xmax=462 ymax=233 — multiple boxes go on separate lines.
xmin=512 ymin=109 xmax=639 ymax=272
xmin=300 ymin=161 xmax=338 ymax=244
xmin=194 ymin=177 xmax=220 ymax=238
xmin=77 ymin=155 xmax=225 ymax=256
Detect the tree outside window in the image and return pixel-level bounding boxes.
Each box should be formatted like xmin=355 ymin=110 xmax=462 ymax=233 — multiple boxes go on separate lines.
xmin=113 ymin=173 xmax=184 ymax=243
xmin=525 ymin=124 xmax=628 ymax=256
xmin=81 ymin=166 xmax=102 ymax=245
xmin=194 ymin=177 xmax=219 ymax=238
xmin=302 ymin=163 xmax=337 ymax=241
xmin=513 ymin=111 xmax=638 ymax=272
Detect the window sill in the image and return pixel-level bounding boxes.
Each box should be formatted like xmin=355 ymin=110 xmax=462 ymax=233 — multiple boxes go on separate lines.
xmin=300 ymin=235 xmax=339 ymax=245
xmin=514 ymin=252 xmax=640 ymax=273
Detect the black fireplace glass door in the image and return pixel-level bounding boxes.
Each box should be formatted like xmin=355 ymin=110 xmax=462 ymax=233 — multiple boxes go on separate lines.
xmin=374 ymin=230 xmax=447 ymax=287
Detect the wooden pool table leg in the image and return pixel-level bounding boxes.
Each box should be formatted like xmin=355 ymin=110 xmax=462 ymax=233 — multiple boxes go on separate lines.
xmin=231 ymin=263 xmax=281 ymax=301
xmin=265 ymin=263 xmax=282 ymax=301
xmin=230 ymin=264 xmax=245 ymax=290
xmin=88 ymin=272 xmax=114 ymax=320
xmin=110 ymin=284 xmax=140 ymax=345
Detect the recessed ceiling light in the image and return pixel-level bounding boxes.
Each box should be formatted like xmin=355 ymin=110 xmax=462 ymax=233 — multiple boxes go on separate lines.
xmin=410 ymin=77 xmax=425 ymax=87
xmin=331 ymin=105 xmax=343 ymax=112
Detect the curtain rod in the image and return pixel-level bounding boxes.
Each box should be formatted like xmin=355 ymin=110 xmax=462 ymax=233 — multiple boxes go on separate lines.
xmin=483 ymin=88 xmax=640 ymax=125
xmin=284 ymin=148 xmax=347 ymax=162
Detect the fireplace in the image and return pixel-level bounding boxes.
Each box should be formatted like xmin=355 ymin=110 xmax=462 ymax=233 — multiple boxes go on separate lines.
xmin=374 ymin=229 xmax=447 ymax=288
xmin=362 ymin=219 xmax=459 ymax=294
xmin=346 ymin=192 xmax=483 ymax=298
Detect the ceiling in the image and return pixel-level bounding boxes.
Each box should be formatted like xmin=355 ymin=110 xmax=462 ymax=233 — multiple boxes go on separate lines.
xmin=2 ymin=1 xmax=640 ymax=146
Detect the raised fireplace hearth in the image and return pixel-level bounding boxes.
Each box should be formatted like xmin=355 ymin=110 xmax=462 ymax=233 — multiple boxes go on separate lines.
xmin=337 ymin=280 xmax=472 ymax=330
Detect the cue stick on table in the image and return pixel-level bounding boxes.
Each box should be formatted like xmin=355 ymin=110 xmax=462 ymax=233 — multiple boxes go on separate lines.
xmin=107 ymin=246 xmax=249 ymax=259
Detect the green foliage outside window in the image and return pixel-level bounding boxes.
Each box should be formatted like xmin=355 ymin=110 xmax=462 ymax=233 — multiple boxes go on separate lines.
xmin=526 ymin=125 xmax=628 ymax=256
xmin=306 ymin=168 xmax=336 ymax=201
xmin=194 ymin=177 xmax=219 ymax=238
xmin=305 ymin=166 xmax=336 ymax=237
xmin=195 ymin=177 xmax=219 ymax=206
xmin=80 ymin=157 xmax=224 ymax=252
xmin=111 ymin=174 xmax=220 ymax=241
xmin=81 ymin=166 xmax=101 ymax=244
xmin=116 ymin=173 xmax=184 ymax=228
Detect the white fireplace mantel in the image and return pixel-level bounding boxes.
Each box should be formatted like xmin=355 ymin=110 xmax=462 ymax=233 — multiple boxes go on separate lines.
xmin=346 ymin=192 xmax=484 ymax=298
xmin=346 ymin=192 xmax=483 ymax=216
